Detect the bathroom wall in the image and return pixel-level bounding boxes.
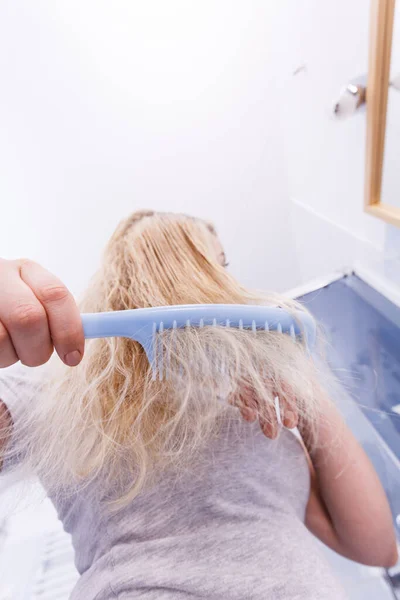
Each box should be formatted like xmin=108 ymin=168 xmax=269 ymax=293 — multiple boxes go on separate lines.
xmin=275 ymin=0 xmax=400 ymax=303
xmin=0 ymin=0 xmax=300 ymax=296
xmin=1 ymin=0 xmax=399 ymax=302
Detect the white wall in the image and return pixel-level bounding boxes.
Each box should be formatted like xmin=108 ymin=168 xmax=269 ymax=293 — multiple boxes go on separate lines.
xmin=272 ymin=0 xmax=387 ymax=284
xmin=2 ymin=0 xmax=399 ymax=303
xmin=272 ymin=0 xmax=400 ymax=302
xmin=0 ymin=0 xmax=300 ymax=296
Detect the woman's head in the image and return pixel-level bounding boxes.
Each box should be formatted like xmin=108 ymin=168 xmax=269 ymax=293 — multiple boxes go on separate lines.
xmin=82 ymin=210 xmax=244 ymax=314
xmin=6 ymin=210 xmax=329 ymax=507
xmin=108 ymin=209 xmax=226 ymax=265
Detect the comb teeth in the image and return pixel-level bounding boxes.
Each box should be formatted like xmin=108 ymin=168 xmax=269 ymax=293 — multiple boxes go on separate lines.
xmin=159 ymin=321 xmax=164 ymax=380
xmin=149 ymin=312 xmax=305 ymax=380
xmin=166 ymin=320 xmax=178 ymax=380
xmin=223 ymin=319 xmax=229 ymax=376
xmin=151 ymin=322 xmax=157 ymax=380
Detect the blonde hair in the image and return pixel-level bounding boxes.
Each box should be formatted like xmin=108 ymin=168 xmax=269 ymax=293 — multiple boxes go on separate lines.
xmin=2 ymin=211 xmax=329 ymax=506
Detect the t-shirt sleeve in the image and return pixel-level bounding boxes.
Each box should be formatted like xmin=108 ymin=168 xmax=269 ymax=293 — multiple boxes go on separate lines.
xmin=0 ymin=363 xmax=36 ymax=423
xmin=0 ymin=363 xmax=41 ymax=471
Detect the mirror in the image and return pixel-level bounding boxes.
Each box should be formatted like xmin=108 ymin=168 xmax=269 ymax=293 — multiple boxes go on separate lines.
xmin=365 ymin=0 xmax=400 ymax=225
xmin=382 ymin=0 xmax=400 ymax=213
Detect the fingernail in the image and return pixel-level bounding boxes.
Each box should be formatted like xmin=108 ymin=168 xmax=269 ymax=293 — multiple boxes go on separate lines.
xmin=283 ymin=411 xmax=296 ymax=428
xmin=262 ymin=423 xmax=278 ymax=439
xmin=242 ymin=408 xmax=256 ymax=422
xmin=65 ymin=350 xmax=82 ymax=367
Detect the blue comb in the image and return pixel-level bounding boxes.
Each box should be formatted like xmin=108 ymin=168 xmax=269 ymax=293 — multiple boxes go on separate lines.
xmin=81 ymin=304 xmax=316 ymax=380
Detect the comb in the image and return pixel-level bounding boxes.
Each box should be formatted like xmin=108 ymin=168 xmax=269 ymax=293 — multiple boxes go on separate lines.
xmin=81 ymin=304 xmax=316 ymax=380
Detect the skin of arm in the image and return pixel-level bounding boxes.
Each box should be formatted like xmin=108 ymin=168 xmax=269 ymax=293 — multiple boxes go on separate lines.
xmin=233 ymin=379 xmax=398 ymax=567
xmin=300 ymin=401 xmax=398 ymax=568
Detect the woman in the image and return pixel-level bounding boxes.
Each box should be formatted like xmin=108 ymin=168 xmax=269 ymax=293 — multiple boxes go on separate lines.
xmin=0 ymin=210 xmax=397 ymax=599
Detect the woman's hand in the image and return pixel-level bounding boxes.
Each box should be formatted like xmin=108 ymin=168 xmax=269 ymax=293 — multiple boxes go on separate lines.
xmin=231 ymin=382 xmax=298 ymax=438
xmin=0 ymin=258 xmax=84 ymax=368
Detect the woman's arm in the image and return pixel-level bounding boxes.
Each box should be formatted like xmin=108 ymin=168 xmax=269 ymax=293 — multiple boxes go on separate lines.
xmin=301 ymin=401 xmax=398 ymax=568
xmin=227 ymin=364 xmax=397 ymax=566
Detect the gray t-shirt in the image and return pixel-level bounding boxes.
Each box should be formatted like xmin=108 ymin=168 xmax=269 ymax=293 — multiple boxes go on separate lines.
xmin=0 ymin=367 xmax=347 ymax=600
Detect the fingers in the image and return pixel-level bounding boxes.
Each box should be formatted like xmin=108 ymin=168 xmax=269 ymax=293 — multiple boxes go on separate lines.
xmin=0 ymin=322 xmax=18 ymax=368
xmin=240 ymin=406 xmax=257 ymax=423
xmin=282 ymin=408 xmax=299 ymax=429
xmin=279 ymin=385 xmax=299 ymax=429
xmin=0 ymin=261 xmax=54 ymax=367
xmin=19 ymin=260 xmax=84 ymax=366
xmin=238 ymin=385 xmax=280 ymax=439
xmin=0 ymin=258 xmax=84 ymax=369
xmin=238 ymin=385 xmax=258 ymax=422
xmin=234 ymin=380 xmax=299 ymax=438
xmin=258 ymin=402 xmax=280 ymax=439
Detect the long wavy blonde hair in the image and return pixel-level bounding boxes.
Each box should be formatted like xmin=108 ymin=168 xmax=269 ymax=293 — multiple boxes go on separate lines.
xmin=4 ymin=211 xmax=329 ymax=506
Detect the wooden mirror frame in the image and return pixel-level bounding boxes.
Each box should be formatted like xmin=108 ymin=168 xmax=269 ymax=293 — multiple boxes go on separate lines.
xmin=365 ymin=0 xmax=399 ymax=225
